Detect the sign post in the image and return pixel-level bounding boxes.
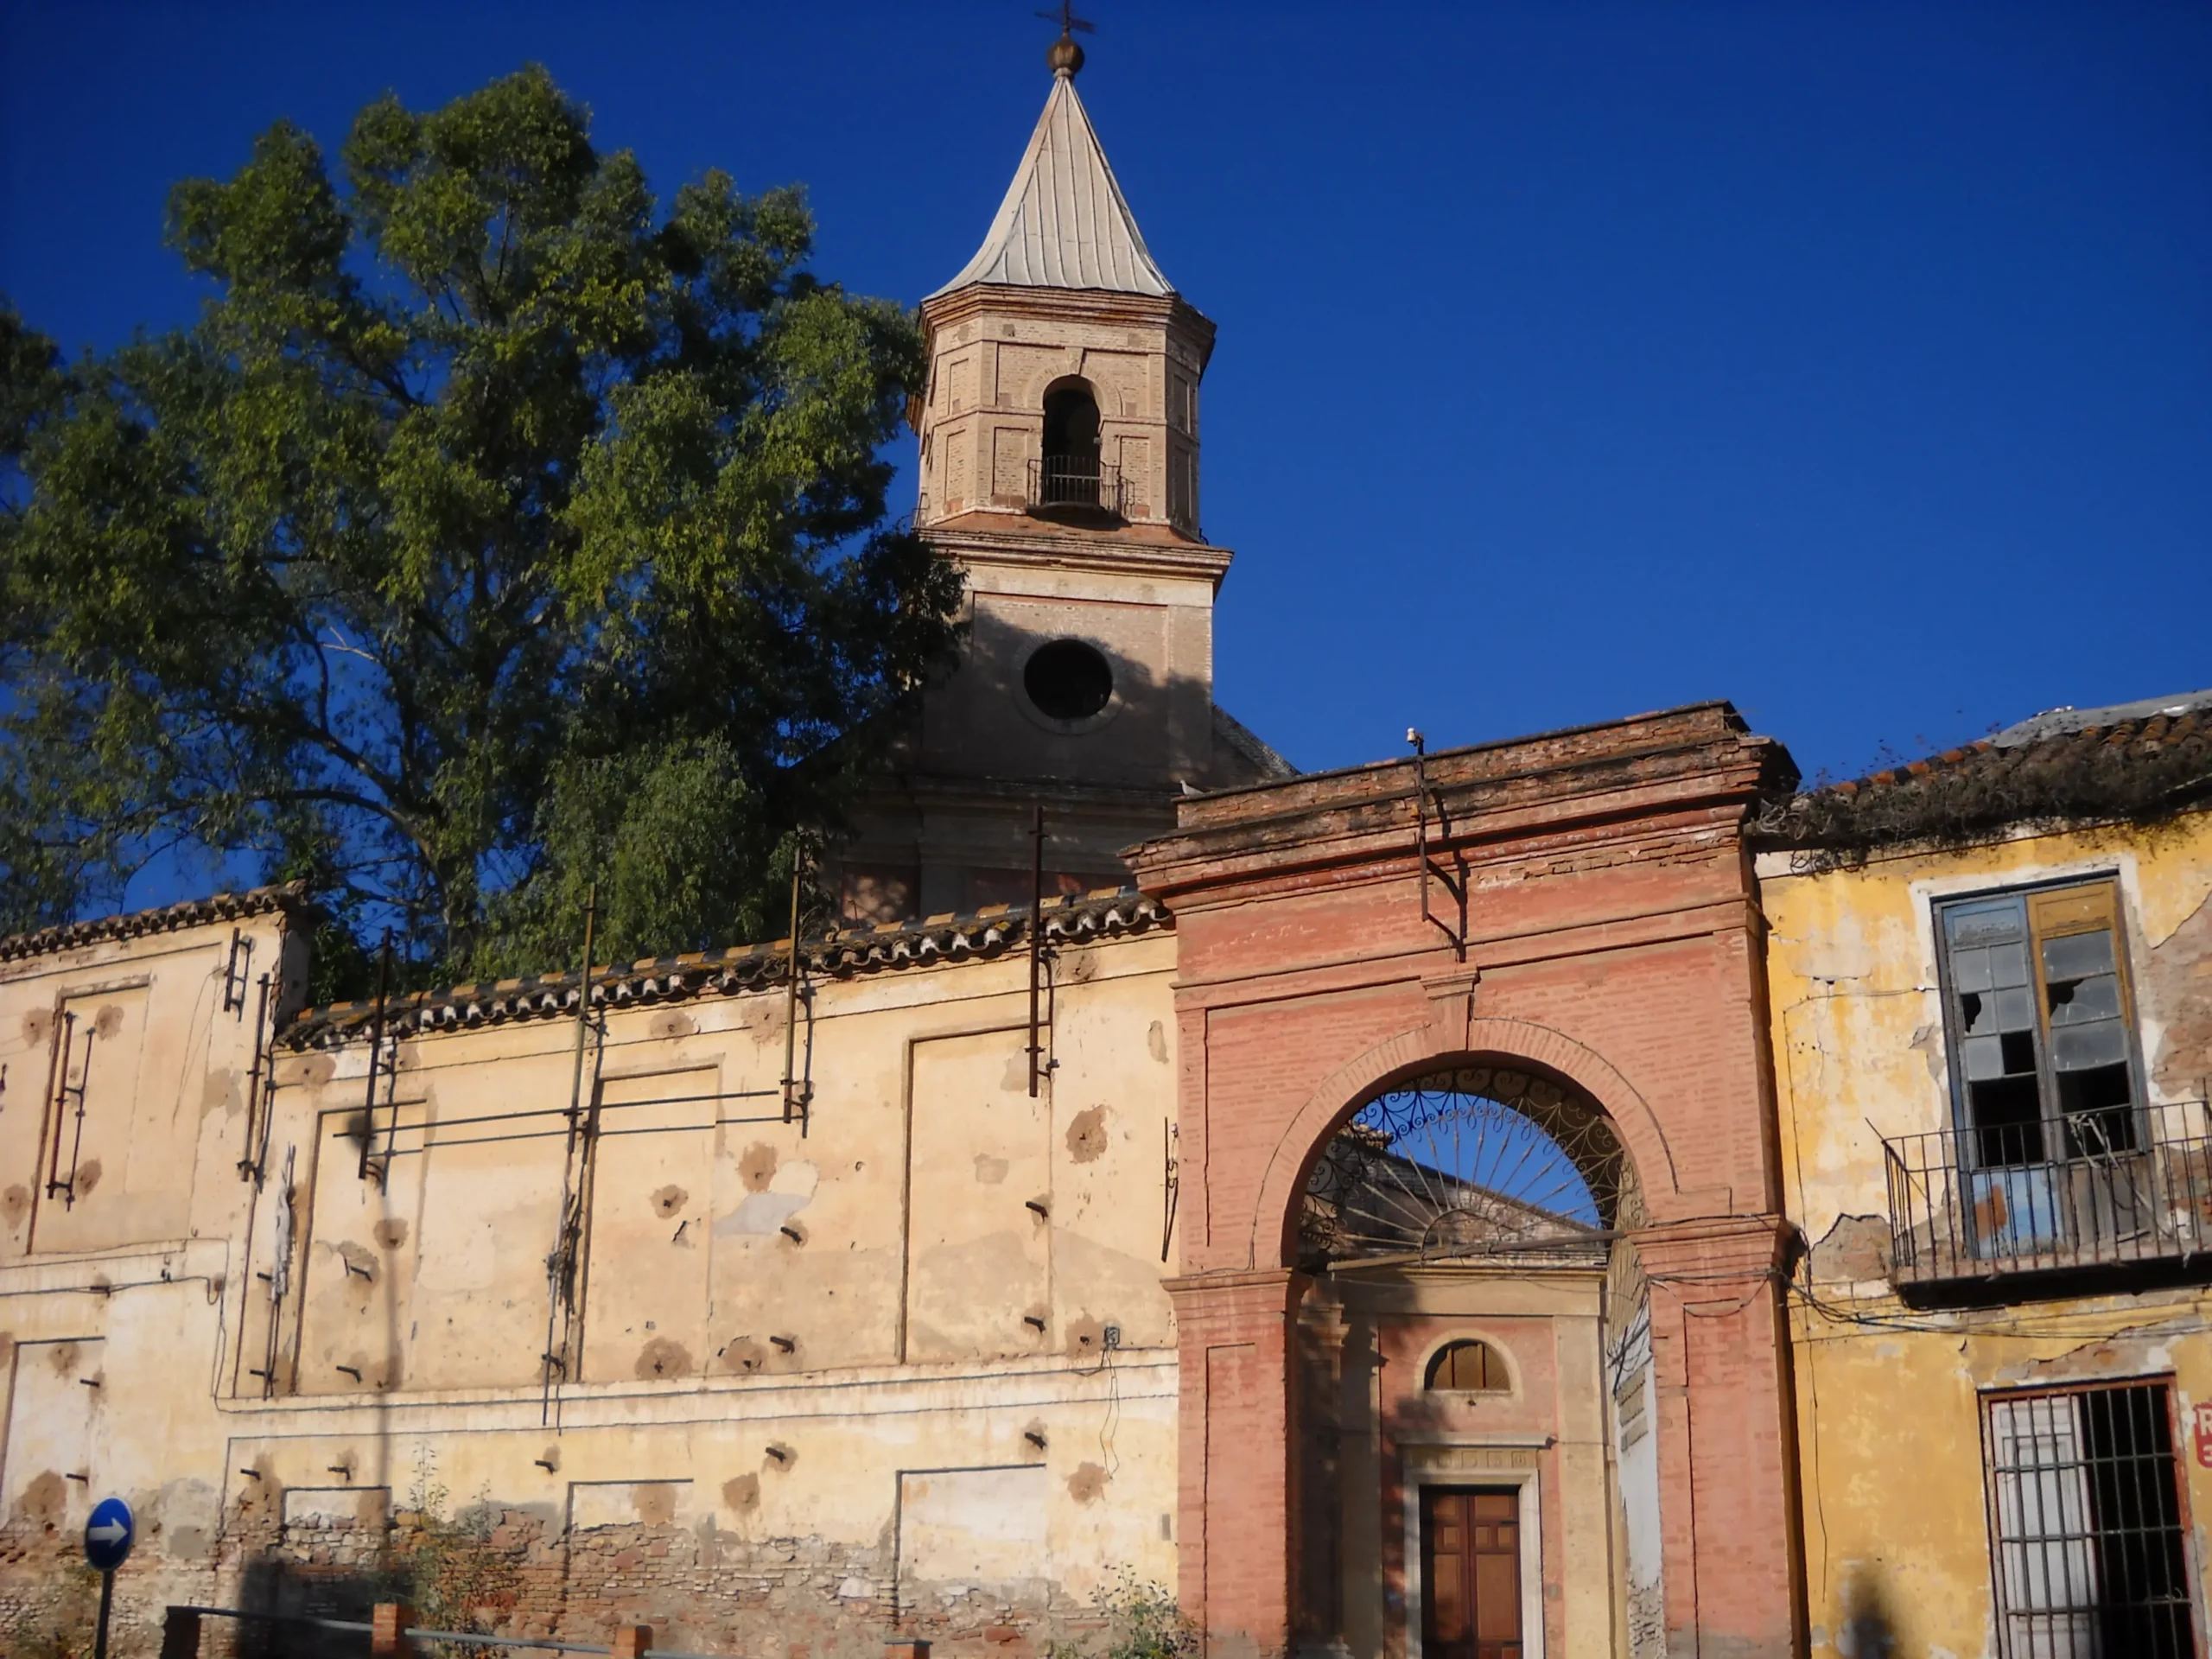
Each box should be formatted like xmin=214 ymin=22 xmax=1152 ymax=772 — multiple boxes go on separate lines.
xmin=84 ymin=1497 xmax=133 ymax=1659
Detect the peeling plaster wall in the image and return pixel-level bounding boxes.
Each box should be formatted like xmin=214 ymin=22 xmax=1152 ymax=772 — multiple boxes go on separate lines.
xmin=1758 ymin=814 xmax=2212 ymax=1659
xmin=0 ymin=914 xmax=1185 ymax=1656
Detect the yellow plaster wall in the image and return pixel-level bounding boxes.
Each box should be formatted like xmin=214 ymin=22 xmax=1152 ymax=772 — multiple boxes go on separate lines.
xmin=1761 ymin=814 xmax=2212 ymax=1657
xmin=0 ymin=911 xmax=1186 ymax=1648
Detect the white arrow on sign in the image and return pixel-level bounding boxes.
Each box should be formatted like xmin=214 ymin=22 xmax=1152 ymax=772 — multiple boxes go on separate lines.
xmin=88 ymin=1521 xmax=129 ymax=1544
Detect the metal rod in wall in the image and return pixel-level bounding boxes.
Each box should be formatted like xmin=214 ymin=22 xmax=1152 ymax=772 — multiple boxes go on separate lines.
xmin=543 ymin=887 xmax=597 ymax=1428
xmin=566 ymin=889 xmax=599 ymax=1141
xmin=38 ymin=1007 xmax=68 ymax=1201
xmin=356 ymin=932 xmax=391 ymax=1183
xmin=1408 ymin=728 xmax=1430 ymax=921
xmin=782 ymin=842 xmax=805 ymax=1125
xmin=1028 ymin=806 xmax=1046 ymax=1099
xmin=59 ymin=1023 xmax=94 ymax=1208
xmin=238 ymin=973 xmax=271 ymax=1180
xmin=1406 ymin=728 xmax=1468 ymax=961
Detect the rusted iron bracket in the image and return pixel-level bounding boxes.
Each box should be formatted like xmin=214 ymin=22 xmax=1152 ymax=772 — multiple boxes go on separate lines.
xmin=237 ymin=973 xmax=275 ymax=1181
xmin=1161 ymin=1120 xmax=1180 ymax=1263
xmin=222 ymin=927 xmax=254 ymax=1017
xmin=1408 ymin=730 xmax=1469 ymax=961
xmin=780 ymin=840 xmax=813 ymax=1124
xmin=1028 ymin=807 xmax=1058 ymax=1098
xmin=543 ymin=890 xmax=601 ymax=1429
xmin=355 ymin=933 xmax=392 ymax=1184
xmin=44 ymin=1011 xmax=92 ymax=1206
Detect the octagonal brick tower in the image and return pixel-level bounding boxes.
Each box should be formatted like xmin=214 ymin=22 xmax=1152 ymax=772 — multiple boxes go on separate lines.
xmin=835 ymin=45 xmax=1292 ymax=924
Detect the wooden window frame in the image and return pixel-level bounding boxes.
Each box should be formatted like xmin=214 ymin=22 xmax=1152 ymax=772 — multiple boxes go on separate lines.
xmin=1426 ymin=1338 xmax=1510 ymax=1394
xmin=1932 ymin=875 xmax=2148 ymax=1166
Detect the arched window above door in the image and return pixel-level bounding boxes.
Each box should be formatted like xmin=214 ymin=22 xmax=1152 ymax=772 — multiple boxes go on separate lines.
xmin=1426 ymin=1339 xmax=1509 ymax=1392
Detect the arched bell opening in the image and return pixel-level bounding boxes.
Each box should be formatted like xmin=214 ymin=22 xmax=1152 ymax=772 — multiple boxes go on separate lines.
xmin=1287 ymin=1062 xmax=1662 ymax=1659
xmin=1036 ymin=378 xmax=1111 ymax=513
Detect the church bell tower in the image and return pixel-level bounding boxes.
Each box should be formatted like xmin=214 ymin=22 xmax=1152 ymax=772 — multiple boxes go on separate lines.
xmin=835 ymin=28 xmax=1292 ymax=924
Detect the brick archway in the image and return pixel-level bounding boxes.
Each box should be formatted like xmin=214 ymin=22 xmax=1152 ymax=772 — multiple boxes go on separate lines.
xmin=1129 ymin=703 xmax=1806 ymax=1659
xmin=1245 ymin=1011 xmax=1688 ymax=1273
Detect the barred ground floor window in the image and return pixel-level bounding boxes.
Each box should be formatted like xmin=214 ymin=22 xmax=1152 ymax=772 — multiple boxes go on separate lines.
xmin=1982 ymin=1380 xmax=2198 ymax=1659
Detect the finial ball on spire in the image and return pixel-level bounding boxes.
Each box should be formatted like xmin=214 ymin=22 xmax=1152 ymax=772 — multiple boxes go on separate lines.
xmin=1036 ymin=3 xmax=1093 ymax=77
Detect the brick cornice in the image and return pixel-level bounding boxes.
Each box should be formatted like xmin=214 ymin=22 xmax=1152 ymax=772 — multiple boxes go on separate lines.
xmin=1128 ymin=704 xmax=1794 ymax=907
xmin=920 ymin=283 xmax=1216 ymax=362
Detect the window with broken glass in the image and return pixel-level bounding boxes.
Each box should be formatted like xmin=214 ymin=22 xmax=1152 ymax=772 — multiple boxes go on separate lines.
xmin=1938 ymin=880 xmax=2141 ymax=1156
xmin=1935 ymin=879 xmax=2148 ymax=1252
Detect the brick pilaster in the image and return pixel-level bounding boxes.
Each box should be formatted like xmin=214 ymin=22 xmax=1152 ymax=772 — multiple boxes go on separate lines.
xmin=1635 ymin=1214 xmax=1803 ymax=1659
xmin=1166 ymin=1268 xmax=1309 ymax=1658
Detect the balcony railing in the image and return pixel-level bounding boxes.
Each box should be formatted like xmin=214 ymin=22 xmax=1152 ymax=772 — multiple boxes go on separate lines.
xmin=1885 ymin=1101 xmax=2212 ymax=1292
xmin=1027 ymin=453 xmax=1126 ymax=517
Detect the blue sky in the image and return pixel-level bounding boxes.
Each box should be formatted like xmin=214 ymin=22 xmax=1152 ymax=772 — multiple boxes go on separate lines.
xmin=3 ymin=0 xmax=2207 ymax=795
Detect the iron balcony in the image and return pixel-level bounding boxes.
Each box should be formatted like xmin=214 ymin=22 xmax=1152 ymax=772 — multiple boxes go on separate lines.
xmin=1027 ymin=454 xmax=1126 ymax=517
xmin=1884 ymin=1101 xmax=2212 ymax=1297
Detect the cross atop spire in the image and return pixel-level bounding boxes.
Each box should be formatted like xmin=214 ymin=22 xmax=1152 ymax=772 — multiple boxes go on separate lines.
xmin=1036 ymin=3 xmax=1094 ymax=77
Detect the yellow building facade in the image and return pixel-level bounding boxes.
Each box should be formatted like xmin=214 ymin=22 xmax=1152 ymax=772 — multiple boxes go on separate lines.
xmin=1759 ymin=697 xmax=2212 ymax=1659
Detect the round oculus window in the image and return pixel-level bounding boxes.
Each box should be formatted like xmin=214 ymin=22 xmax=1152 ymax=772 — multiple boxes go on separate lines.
xmin=1023 ymin=639 xmax=1115 ymax=722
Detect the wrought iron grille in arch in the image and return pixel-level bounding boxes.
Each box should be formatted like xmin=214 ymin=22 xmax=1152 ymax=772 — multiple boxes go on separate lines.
xmin=1299 ymin=1065 xmax=1627 ymax=1268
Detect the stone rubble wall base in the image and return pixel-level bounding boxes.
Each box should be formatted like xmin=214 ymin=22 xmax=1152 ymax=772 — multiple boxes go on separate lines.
xmin=0 ymin=1514 xmax=1116 ymax=1659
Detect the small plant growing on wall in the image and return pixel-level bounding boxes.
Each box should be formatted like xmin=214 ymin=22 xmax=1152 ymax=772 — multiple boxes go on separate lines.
xmin=385 ymin=1457 xmax=520 ymax=1652
xmin=1050 ymin=1567 xmax=1197 ymax=1659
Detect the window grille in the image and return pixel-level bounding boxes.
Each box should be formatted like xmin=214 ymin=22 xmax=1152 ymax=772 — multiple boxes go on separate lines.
xmin=1982 ymin=1381 xmax=2197 ymax=1658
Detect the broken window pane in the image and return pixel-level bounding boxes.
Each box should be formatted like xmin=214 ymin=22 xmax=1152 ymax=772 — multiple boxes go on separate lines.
xmin=1963 ymin=1033 xmax=2010 ymax=1082
xmin=2046 ymin=973 xmax=2121 ymax=1026
xmin=2041 ymin=930 xmax=2115 ymax=982
xmin=2051 ymin=1022 xmax=2127 ymax=1072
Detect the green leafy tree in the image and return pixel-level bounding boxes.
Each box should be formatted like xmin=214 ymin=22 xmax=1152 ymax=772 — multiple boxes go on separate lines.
xmin=0 ymin=66 xmax=958 ymax=986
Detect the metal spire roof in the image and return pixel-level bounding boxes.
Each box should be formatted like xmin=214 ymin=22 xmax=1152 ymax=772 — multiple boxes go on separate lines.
xmin=930 ymin=68 xmax=1175 ymax=299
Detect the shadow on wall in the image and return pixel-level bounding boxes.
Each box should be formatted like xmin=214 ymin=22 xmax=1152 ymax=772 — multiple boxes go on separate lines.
xmin=1832 ymin=1564 xmax=1897 ymax=1659
xmin=845 ymin=615 xmax=1264 ymax=919
xmin=917 ymin=603 xmax=1279 ymax=797
xmin=226 ymin=1494 xmax=532 ymax=1657
xmin=231 ymin=1550 xmax=393 ymax=1656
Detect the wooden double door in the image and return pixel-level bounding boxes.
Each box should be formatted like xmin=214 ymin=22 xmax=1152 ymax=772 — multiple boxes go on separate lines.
xmin=1421 ymin=1486 xmax=1523 ymax=1659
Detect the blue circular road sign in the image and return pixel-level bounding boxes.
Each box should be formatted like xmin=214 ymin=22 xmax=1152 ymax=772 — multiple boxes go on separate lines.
xmin=84 ymin=1497 xmax=133 ymax=1572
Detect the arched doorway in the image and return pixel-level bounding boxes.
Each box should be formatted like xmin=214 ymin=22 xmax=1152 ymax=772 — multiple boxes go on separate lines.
xmin=1133 ymin=702 xmax=1804 ymax=1659
xmin=1290 ymin=1065 xmax=1658 ymax=1659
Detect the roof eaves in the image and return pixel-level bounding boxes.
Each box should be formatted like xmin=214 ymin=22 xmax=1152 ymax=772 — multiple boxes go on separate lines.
xmin=0 ymin=883 xmax=308 ymax=965
xmin=280 ymin=886 xmax=1171 ymax=1051
xmin=1752 ymin=700 xmax=2212 ymax=858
